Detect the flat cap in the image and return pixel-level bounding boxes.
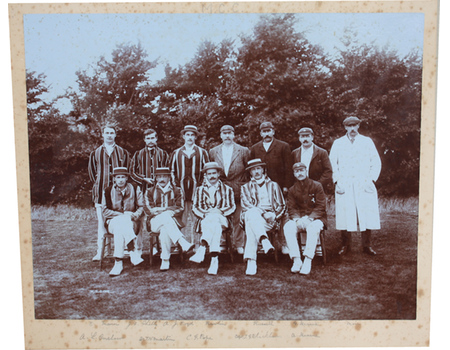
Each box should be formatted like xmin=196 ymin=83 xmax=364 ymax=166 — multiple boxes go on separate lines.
xmin=292 ymin=162 xmax=307 ymax=171
xmin=343 ymin=116 xmax=361 ymax=126
xmin=220 ymin=125 xmax=235 ymax=133
xmin=298 ymin=127 xmax=314 ymax=135
xmin=260 ymin=121 xmax=274 ymax=130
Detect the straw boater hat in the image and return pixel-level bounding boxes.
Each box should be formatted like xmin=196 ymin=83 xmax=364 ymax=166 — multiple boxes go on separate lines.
xmin=112 ymin=167 xmax=129 ymax=176
xmin=259 ymin=121 xmax=274 ymax=131
xmin=298 ymin=127 xmax=314 ymax=135
xmin=180 ymin=125 xmax=199 ymax=136
xmin=154 ymin=167 xmax=172 ymax=176
xmin=246 ymin=158 xmax=267 ymax=171
xmin=292 ymin=162 xmax=307 ymax=171
xmin=343 ymin=116 xmax=361 ymax=126
xmin=202 ymin=162 xmax=223 ymax=173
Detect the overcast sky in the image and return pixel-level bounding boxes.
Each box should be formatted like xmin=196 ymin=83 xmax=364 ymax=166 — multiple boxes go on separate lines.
xmin=24 ymin=12 xmax=424 ymax=111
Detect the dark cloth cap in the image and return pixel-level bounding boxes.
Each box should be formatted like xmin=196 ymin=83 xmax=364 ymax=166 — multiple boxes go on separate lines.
xmin=181 ymin=125 xmax=199 ymax=135
xmin=112 ymin=167 xmax=129 ymax=176
xmin=292 ymin=162 xmax=307 ymax=171
xmin=154 ymin=167 xmax=172 ymax=176
xmin=260 ymin=121 xmax=274 ymax=130
xmin=343 ymin=116 xmax=361 ymax=126
xmin=298 ymin=127 xmax=314 ymax=135
xmin=246 ymin=158 xmax=267 ymax=171
xmin=220 ymin=125 xmax=235 ymax=133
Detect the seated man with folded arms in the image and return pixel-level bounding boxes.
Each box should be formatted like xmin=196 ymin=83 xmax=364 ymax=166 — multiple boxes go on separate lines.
xmin=283 ymin=162 xmax=327 ymax=275
xmin=102 ymin=167 xmax=144 ymax=276
xmin=189 ymin=162 xmax=236 ymax=275
xmin=144 ymin=167 xmax=193 ymax=271
xmin=240 ymin=159 xmax=287 ymax=275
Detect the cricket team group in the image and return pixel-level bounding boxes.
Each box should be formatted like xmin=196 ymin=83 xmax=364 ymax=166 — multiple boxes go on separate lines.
xmin=88 ymin=116 xmax=382 ymax=277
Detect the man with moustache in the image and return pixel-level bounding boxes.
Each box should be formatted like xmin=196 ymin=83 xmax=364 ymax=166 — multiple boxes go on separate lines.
xmin=189 ymin=162 xmax=236 ymax=275
xmin=130 ymin=128 xmax=169 ymax=192
xmin=283 ymin=162 xmax=327 ymax=275
xmin=250 ymin=121 xmax=292 ymax=255
xmin=240 ymin=159 xmax=286 ymax=275
xmin=144 ymin=167 xmax=194 ymax=271
xmin=329 ymin=116 xmax=382 ymax=256
xmin=291 ymin=127 xmax=333 ymax=193
xmin=101 ymin=167 xmax=144 ymax=276
xmin=209 ymin=125 xmax=250 ymax=254
xmin=170 ymin=125 xmax=210 ymax=246
xmin=250 ymin=121 xmax=293 ymax=195
xmin=88 ymin=125 xmax=130 ymax=261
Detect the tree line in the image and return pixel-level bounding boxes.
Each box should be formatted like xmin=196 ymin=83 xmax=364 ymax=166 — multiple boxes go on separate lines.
xmin=26 ymin=14 xmax=422 ymax=206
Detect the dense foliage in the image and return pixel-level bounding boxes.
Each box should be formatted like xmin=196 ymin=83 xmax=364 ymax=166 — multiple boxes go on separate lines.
xmin=26 ymin=14 xmax=422 ymax=206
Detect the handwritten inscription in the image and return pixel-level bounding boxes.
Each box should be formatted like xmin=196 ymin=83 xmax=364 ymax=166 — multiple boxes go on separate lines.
xmin=139 ymin=335 xmax=175 ymax=342
xmin=201 ymin=2 xmax=239 ymax=14
xmin=235 ymin=331 xmax=280 ymax=340
xmin=79 ymin=332 xmax=124 ymax=341
xmin=291 ymin=332 xmax=320 ymax=338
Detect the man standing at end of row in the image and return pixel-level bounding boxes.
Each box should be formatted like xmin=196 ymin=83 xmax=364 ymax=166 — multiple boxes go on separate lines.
xmin=329 ymin=116 xmax=382 ymax=256
xmin=88 ymin=125 xmax=130 ymax=261
xmin=170 ymin=125 xmax=210 ymax=246
xmin=292 ymin=127 xmax=333 ymax=194
xmin=209 ymin=125 xmax=250 ymax=254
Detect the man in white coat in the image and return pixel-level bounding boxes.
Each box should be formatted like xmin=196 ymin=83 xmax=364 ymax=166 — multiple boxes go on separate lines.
xmin=329 ymin=116 xmax=381 ymax=256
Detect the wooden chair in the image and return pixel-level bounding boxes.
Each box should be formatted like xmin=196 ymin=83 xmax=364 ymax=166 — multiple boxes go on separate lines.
xmin=298 ymin=228 xmax=327 ymax=265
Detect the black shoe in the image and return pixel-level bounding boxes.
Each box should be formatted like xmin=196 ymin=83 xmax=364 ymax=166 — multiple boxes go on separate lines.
xmin=338 ymin=245 xmax=350 ymax=256
xmin=363 ymin=247 xmax=377 ymax=256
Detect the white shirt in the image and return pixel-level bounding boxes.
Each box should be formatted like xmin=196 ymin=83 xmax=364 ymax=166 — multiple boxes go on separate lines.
xmin=301 ymin=145 xmax=314 ymax=172
xmin=104 ymin=143 xmax=115 ymax=156
xmin=183 ymin=144 xmax=195 ymax=157
xmin=222 ymin=144 xmax=234 ymax=176
xmin=263 ymin=140 xmax=273 ymax=152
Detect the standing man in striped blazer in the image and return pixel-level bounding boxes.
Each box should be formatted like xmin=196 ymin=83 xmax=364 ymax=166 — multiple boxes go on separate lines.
xmin=130 ymin=128 xmax=170 ymax=192
xmin=88 ymin=125 xmax=130 ymax=261
xmin=169 ymin=125 xmax=210 ymax=246
xmin=240 ymin=159 xmax=287 ymax=275
xmin=209 ymin=125 xmax=251 ymax=254
xmin=189 ymin=162 xmax=236 ymax=275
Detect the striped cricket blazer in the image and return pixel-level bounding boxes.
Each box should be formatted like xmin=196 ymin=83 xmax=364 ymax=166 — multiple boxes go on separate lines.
xmin=130 ymin=146 xmax=169 ymax=189
xmin=143 ymin=183 xmax=185 ymax=228
xmin=192 ymin=179 xmax=236 ymax=219
xmin=240 ymin=176 xmax=287 ymax=224
xmin=169 ymin=145 xmax=209 ymax=201
xmin=88 ymin=144 xmax=130 ymax=204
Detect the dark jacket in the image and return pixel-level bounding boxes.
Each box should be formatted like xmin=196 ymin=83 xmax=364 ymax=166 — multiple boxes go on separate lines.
xmin=286 ymin=177 xmax=327 ymax=228
xmin=250 ymin=138 xmax=293 ymax=189
xmin=291 ymin=144 xmax=333 ymax=193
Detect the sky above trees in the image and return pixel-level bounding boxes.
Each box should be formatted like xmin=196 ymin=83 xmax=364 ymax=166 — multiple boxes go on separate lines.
xmin=24 ymin=12 xmax=424 ymax=112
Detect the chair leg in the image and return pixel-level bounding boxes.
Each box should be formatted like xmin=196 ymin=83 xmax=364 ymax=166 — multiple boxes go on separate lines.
xmin=100 ymin=234 xmax=106 ymax=270
xmin=320 ymin=230 xmax=327 ymax=265
xmin=149 ymin=235 xmax=154 ymax=267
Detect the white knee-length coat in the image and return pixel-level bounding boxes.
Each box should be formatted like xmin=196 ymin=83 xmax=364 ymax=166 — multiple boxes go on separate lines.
xmin=329 ymin=134 xmax=382 ymax=232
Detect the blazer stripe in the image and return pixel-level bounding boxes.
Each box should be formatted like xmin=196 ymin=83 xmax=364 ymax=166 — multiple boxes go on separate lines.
xmin=192 ymin=180 xmax=236 ymax=218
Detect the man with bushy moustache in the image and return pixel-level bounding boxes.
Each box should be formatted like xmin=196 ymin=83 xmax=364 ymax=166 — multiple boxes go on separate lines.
xmin=283 ymin=162 xmax=327 ymax=275
xmin=240 ymin=159 xmax=286 ymax=275
xmin=144 ymin=167 xmax=194 ymax=271
xmin=189 ymin=162 xmax=236 ymax=275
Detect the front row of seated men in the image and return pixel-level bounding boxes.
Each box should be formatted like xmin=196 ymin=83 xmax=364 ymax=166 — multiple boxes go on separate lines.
xmin=102 ymin=158 xmax=326 ymax=277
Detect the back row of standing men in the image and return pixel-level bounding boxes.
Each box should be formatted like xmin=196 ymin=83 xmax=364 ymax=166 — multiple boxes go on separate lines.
xmin=88 ymin=118 xmax=382 ymax=275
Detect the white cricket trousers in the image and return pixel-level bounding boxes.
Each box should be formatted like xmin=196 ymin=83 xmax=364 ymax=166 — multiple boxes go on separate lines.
xmin=200 ymin=213 xmax=228 ymax=252
xmin=150 ymin=211 xmax=183 ymax=260
xmin=107 ymin=214 xmax=138 ymax=259
xmin=283 ymin=219 xmax=323 ymax=259
xmin=243 ymin=207 xmax=274 ymax=261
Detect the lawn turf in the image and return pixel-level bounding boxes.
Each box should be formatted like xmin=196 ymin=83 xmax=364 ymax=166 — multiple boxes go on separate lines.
xmin=31 ymin=213 xmax=417 ymax=320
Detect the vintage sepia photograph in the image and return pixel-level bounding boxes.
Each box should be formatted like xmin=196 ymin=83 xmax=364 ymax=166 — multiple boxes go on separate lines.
xmin=6 ymin=0 xmax=441 ymax=349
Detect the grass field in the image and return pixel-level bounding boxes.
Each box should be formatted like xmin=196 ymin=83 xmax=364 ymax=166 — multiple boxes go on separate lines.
xmin=31 ymin=202 xmax=418 ymax=320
